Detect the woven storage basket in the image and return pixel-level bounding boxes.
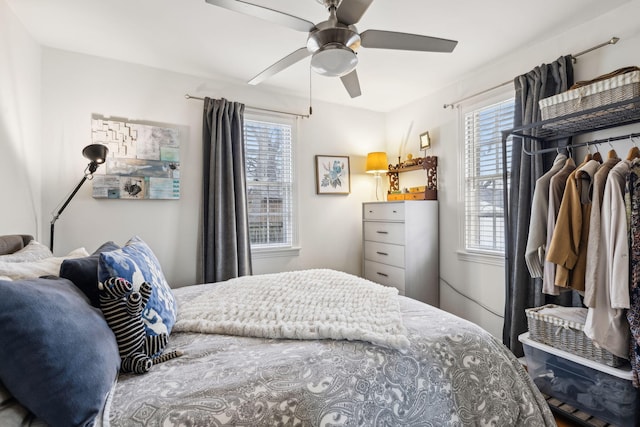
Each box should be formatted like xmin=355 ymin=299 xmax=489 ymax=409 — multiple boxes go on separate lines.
xmin=539 ymin=70 xmax=640 ymax=122
xmin=525 ymin=304 xmax=626 ymax=367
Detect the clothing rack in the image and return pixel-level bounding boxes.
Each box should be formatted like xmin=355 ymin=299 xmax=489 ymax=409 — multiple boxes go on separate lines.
xmin=443 ymin=37 xmax=620 ymax=109
xmin=523 ymin=132 xmax=640 ymax=156
xmin=501 ymin=97 xmax=640 ymax=364
xmin=184 ymin=94 xmax=310 ymax=119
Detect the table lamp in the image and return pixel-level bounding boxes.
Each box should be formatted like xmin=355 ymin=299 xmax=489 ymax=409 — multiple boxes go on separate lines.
xmin=365 ymin=151 xmax=388 ymax=200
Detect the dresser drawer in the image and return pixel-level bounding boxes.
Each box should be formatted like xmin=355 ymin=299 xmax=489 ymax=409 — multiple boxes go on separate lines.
xmin=364 ymin=241 xmax=404 ymax=267
xmin=364 ymin=261 xmax=405 ymax=294
xmin=363 ymin=221 xmax=405 ymax=245
xmin=363 ymin=202 xmax=405 ymax=221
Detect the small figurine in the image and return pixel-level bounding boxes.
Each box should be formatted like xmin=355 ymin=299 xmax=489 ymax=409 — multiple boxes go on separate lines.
xmin=404 ymin=153 xmax=416 ymax=167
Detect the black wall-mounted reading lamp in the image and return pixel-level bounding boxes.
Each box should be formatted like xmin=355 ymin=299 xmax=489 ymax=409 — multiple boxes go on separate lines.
xmin=50 ymin=143 xmax=109 ymax=251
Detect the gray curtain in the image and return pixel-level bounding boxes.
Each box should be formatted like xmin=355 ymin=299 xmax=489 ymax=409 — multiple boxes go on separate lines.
xmin=503 ymin=56 xmax=579 ymax=356
xmin=201 ymin=97 xmax=252 ymax=283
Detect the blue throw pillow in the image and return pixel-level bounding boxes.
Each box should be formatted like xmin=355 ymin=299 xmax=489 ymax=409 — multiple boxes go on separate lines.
xmin=98 ymin=236 xmax=177 ymax=337
xmin=0 ymin=276 xmax=120 ymax=427
xmin=60 ymin=241 xmax=120 ymax=307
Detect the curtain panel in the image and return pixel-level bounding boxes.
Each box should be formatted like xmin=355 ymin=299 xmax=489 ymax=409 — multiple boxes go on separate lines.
xmin=503 ymin=56 xmax=580 ymax=356
xmin=201 ymin=97 xmax=252 ymax=283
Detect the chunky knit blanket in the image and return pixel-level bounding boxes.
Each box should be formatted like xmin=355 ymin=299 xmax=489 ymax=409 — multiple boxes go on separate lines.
xmin=174 ymin=269 xmax=410 ymax=349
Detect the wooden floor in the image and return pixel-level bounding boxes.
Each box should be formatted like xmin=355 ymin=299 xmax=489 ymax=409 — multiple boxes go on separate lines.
xmin=547 ymin=396 xmax=614 ymax=427
xmin=555 ymin=414 xmax=585 ymax=427
xmin=553 ymin=412 xmax=610 ymax=427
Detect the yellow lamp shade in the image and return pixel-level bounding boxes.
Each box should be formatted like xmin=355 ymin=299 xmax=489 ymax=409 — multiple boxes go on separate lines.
xmin=366 ymin=152 xmax=388 ymax=173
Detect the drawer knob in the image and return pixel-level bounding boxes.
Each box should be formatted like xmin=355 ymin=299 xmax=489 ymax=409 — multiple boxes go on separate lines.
xmin=376 ymin=272 xmax=389 ymax=277
xmin=376 ymin=230 xmax=388 ymax=234
xmin=376 ymin=251 xmax=388 ymax=256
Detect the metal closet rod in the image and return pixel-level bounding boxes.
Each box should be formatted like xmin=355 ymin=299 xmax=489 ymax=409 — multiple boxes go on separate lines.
xmin=523 ymin=132 xmax=640 ymax=156
xmin=184 ymin=94 xmax=310 ymax=119
xmin=443 ymin=36 xmax=620 ymax=109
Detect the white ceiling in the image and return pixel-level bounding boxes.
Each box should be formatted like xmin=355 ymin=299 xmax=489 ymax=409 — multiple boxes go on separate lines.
xmin=6 ymin=0 xmax=629 ymax=112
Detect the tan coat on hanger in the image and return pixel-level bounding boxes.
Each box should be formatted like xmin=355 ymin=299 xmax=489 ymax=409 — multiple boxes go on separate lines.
xmin=546 ymin=156 xmax=599 ymax=291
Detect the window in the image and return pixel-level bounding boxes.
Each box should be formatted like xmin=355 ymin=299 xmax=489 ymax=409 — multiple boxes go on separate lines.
xmin=244 ymin=112 xmax=297 ymax=253
xmin=463 ymin=97 xmax=514 ymax=256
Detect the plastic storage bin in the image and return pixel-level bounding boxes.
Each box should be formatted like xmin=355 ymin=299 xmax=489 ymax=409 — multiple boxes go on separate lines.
xmin=519 ymin=333 xmax=639 ymax=427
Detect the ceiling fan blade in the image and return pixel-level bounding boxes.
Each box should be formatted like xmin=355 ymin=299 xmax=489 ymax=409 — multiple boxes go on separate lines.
xmin=336 ymin=0 xmax=374 ymax=25
xmin=205 ymin=0 xmax=315 ymax=32
xmin=248 ymin=47 xmax=311 ymax=85
xmin=340 ymin=70 xmax=362 ymax=98
xmin=361 ymin=30 xmax=457 ymax=53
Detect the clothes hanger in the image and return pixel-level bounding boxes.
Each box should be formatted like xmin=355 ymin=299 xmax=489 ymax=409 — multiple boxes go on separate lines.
xmin=566 ymin=145 xmax=575 ymax=163
xmin=607 ymin=139 xmax=618 ymax=159
xmin=627 ymin=136 xmax=640 ymax=160
xmin=555 ymin=146 xmax=569 ymax=161
xmin=592 ymin=143 xmax=603 ymax=163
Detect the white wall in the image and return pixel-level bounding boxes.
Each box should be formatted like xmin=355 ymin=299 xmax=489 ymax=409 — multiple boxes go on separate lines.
xmin=0 ymin=2 xmax=41 ymax=237
xmin=40 ymin=49 xmax=386 ymax=287
xmin=386 ymin=0 xmax=640 ymax=337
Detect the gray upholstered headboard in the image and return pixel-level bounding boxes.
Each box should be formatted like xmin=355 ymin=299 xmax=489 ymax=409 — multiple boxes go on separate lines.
xmin=0 ymin=235 xmax=34 ymax=256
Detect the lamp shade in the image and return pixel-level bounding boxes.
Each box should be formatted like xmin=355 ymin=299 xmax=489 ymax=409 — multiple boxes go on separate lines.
xmin=82 ymin=144 xmax=108 ymax=164
xmin=366 ymin=152 xmax=388 ymax=174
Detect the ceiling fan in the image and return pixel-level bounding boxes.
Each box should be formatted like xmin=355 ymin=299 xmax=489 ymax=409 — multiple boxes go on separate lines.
xmin=205 ymin=0 xmax=458 ymax=98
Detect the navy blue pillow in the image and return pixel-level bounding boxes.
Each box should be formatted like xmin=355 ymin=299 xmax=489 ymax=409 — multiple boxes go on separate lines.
xmin=60 ymin=241 xmax=120 ymax=307
xmin=0 ymin=277 xmax=120 ymax=427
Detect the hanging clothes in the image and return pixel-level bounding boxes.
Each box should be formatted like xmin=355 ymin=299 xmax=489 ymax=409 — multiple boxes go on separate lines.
xmin=543 ymin=157 xmax=577 ymax=295
xmin=525 ymin=153 xmax=568 ymax=278
xmin=547 ymin=156 xmax=598 ymax=291
xmin=627 ymin=160 xmax=640 ymax=386
xmin=584 ymin=155 xmax=620 ymax=307
xmin=584 ymin=159 xmax=631 ymax=360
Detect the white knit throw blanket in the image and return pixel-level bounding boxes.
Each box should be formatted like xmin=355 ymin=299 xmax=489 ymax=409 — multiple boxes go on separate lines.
xmin=174 ymin=269 xmax=410 ymax=350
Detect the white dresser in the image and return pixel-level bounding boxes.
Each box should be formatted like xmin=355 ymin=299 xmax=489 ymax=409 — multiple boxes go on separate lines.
xmin=362 ymin=201 xmax=439 ymax=306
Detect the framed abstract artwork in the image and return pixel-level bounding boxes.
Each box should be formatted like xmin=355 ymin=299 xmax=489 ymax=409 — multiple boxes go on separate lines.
xmin=315 ymin=155 xmax=350 ymax=195
xmin=89 ymin=115 xmax=181 ymax=200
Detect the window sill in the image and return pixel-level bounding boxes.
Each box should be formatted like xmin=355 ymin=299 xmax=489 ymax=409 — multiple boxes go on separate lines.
xmin=456 ymin=250 xmax=504 ymax=267
xmin=252 ymin=246 xmax=301 ymax=259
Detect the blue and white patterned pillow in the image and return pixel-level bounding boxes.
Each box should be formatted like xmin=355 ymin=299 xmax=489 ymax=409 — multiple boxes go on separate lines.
xmin=98 ymin=236 xmax=177 ymax=336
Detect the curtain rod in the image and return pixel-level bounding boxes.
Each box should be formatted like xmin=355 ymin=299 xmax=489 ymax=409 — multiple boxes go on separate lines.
xmin=443 ymin=36 xmax=620 ymax=109
xmin=184 ymin=94 xmax=310 ymax=119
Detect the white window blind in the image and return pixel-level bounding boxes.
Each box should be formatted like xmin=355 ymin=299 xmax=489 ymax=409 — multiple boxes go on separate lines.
xmin=463 ymin=98 xmax=514 ymax=254
xmin=244 ymin=115 xmax=295 ymax=250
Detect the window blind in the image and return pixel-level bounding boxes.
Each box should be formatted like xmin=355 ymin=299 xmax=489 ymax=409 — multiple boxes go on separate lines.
xmin=244 ymin=118 xmax=294 ymax=249
xmin=463 ymin=98 xmax=514 ymax=254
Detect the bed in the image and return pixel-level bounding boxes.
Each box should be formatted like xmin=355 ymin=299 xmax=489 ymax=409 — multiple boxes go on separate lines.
xmin=0 ymin=234 xmax=555 ymax=427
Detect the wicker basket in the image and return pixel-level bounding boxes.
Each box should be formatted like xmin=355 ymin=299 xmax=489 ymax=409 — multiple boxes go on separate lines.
xmin=539 ymin=70 xmax=640 ymax=122
xmin=525 ymin=304 xmax=626 ymax=368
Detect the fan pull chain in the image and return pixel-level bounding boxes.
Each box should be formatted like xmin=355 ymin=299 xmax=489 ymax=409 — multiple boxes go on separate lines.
xmin=309 ymin=67 xmax=313 ymax=116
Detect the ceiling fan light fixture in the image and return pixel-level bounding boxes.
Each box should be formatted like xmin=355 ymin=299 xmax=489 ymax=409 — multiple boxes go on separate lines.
xmin=310 ymin=44 xmax=358 ymax=77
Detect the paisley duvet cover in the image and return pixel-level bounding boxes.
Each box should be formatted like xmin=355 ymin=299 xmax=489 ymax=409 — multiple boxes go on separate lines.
xmin=107 ymin=282 xmax=554 ymax=427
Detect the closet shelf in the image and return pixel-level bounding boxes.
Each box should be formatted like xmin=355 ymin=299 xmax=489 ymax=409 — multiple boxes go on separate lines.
xmin=503 ymin=96 xmax=640 ymax=142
